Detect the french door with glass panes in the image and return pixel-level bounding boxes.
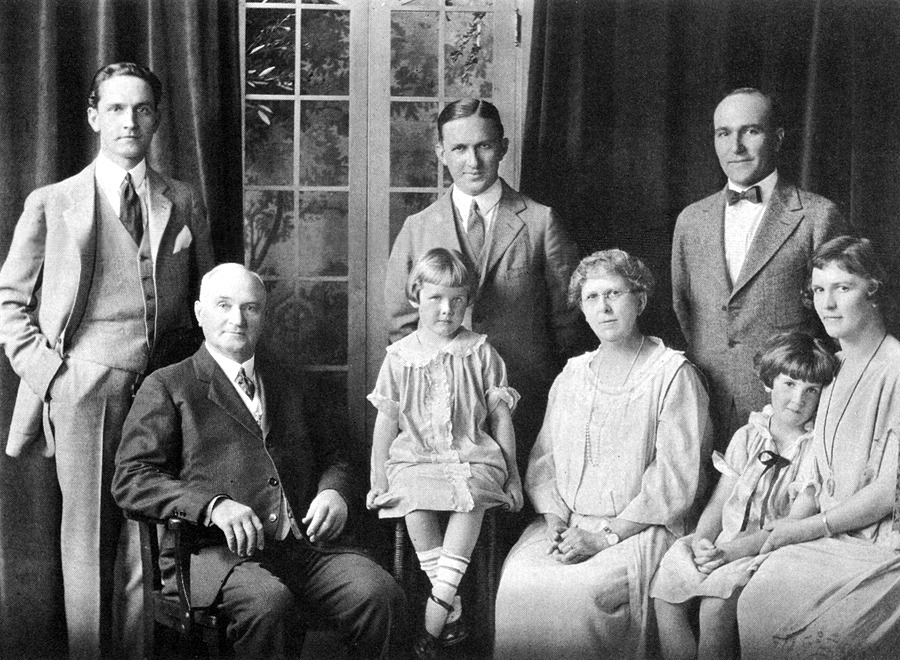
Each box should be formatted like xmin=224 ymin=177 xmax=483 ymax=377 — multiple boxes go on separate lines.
xmin=242 ymin=0 xmax=524 ymax=440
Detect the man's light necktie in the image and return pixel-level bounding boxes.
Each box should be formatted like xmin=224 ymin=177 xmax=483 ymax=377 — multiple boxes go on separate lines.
xmin=468 ymin=200 xmax=485 ymax=256
xmin=236 ymin=367 xmax=255 ymax=400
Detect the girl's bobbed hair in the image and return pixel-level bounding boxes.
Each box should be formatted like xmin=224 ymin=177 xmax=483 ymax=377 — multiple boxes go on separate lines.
xmin=406 ymin=247 xmax=476 ymax=305
xmin=753 ymin=331 xmax=838 ymax=389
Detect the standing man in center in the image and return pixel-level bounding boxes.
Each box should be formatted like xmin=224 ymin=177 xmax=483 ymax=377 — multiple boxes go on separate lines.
xmin=385 ymin=99 xmax=579 ymax=476
xmin=672 ymin=87 xmax=846 ymax=450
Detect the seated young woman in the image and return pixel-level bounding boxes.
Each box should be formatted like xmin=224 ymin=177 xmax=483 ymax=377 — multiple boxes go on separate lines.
xmin=737 ymin=236 xmax=900 ymax=659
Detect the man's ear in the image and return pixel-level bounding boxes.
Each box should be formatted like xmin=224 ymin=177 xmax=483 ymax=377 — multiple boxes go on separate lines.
xmin=194 ymin=300 xmax=204 ymax=325
xmin=499 ymin=136 xmax=509 ymax=160
xmin=434 ymin=141 xmax=446 ymax=166
xmin=775 ymin=127 xmax=785 ymax=151
xmin=87 ymin=107 xmax=100 ymax=134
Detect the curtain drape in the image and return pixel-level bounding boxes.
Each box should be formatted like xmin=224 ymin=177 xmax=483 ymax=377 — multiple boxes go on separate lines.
xmin=522 ymin=0 xmax=900 ymax=345
xmin=0 ymin=1 xmax=241 ymax=656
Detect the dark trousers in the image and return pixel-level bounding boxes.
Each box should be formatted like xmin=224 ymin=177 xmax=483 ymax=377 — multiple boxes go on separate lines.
xmin=217 ymin=540 xmax=407 ymax=659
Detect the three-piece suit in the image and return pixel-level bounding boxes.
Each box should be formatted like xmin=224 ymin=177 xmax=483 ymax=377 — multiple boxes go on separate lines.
xmin=0 ymin=161 xmax=214 ymax=657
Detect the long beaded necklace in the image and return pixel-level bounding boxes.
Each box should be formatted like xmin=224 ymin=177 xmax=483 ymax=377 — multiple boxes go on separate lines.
xmin=820 ymin=332 xmax=887 ymax=496
xmin=584 ymin=336 xmax=646 ymax=466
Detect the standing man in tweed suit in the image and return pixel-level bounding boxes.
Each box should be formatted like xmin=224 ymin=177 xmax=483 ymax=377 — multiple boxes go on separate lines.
xmin=672 ymin=87 xmax=846 ymax=450
xmin=0 ymin=62 xmax=214 ymax=658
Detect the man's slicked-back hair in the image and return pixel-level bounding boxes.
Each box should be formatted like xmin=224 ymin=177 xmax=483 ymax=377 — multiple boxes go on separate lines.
xmin=88 ymin=62 xmax=163 ymax=110
xmin=437 ymin=98 xmax=504 ymax=142
xmin=720 ymin=86 xmax=782 ymax=130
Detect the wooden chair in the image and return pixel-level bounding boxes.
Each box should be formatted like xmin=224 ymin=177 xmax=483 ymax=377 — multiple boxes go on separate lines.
xmin=128 ymin=513 xmax=231 ymax=659
xmin=130 ymin=512 xmax=342 ymax=659
xmin=391 ymin=509 xmax=499 ymax=652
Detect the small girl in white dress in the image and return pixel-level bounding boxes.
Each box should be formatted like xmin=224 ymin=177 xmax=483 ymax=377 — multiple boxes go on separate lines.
xmin=366 ymin=247 xmax=523 ymax=657
xmin=652 ymin=332 xmax=837 ymax=660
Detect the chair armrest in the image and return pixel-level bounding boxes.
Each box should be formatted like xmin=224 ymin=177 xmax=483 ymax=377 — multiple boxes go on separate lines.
xmin=123 ymin=511 xmax=200 ymax=620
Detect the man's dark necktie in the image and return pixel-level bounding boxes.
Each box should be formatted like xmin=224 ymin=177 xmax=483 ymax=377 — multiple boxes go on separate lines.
xmin=468 ymin=200 xmax=485 ymax=256
xmin=726 ymin=185 xmax=762 ymax=206
xmin=236 ymin=367 xmax=255 ymax=400
xmin=120 ymin=173 xmax=144 ymax=245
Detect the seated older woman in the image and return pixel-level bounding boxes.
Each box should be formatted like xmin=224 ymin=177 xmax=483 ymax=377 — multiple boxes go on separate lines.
xmin=493 ymin=249 xmax=712 ymax=659
xmin=738 ymin=236 xmax=900 ymax=658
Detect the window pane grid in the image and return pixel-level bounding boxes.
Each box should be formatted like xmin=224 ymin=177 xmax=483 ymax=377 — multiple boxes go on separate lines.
xmin=243 ymin=1 xmax=354 ymax=369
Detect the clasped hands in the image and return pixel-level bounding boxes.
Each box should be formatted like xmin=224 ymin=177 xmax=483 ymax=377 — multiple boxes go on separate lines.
xmin=210 ymin=489 xmax=347 ymax=557
xmin=690 ymin=537 xmax=729 ymax=574
xmin=545 ymin=515 xmax=605 ymax=564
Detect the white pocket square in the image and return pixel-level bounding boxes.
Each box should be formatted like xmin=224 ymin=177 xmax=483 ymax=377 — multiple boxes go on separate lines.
xmin=173 ymin=225 xmax=193 ymax=254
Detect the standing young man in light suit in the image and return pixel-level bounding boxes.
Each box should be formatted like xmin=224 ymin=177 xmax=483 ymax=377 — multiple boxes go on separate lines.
xmin=0 ymin=62 xmax=214 ymax=658
xmin=671 ymin=87 xmax=846 ymax=450
xmin=385 ymin=99 xmax=579 ymax=475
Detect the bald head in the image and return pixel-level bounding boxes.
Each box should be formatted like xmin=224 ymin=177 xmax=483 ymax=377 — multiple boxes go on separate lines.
xmin=195 ymin=264 xmax=267 ymax=362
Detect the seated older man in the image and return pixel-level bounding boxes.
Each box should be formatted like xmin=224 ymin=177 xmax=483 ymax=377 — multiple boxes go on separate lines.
xmin=113 ymin=263 xmax=407 ymax=659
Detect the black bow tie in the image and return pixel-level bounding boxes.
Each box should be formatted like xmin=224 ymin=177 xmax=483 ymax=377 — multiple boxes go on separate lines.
xmin=726 ymin=185 xmax=762 ymax=205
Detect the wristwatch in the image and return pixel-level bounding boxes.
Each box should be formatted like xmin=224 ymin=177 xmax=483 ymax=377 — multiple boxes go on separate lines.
xmin=601 ymin=523 xmax=620 ymax=547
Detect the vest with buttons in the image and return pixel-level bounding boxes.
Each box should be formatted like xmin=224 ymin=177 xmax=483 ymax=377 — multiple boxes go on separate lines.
xmin=67 ymin=187 xmax=156 ymax=373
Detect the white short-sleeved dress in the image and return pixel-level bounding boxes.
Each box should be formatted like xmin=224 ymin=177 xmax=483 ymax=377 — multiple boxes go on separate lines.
xmin=367 ymin=329 xmax=519 ymax=517
xmin=494 ymin=340 xmax=712 ymax=660
xmin=651 ymin=405 xmax=814 ymax=603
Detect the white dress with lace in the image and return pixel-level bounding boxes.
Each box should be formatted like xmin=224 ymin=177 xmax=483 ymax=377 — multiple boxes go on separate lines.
xmin=367 ymin=329 xmax=519 ymax=517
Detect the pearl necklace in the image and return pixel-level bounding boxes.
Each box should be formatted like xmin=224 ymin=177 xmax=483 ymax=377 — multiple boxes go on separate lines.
xmin=584 ymin=336 xmax=646 ymax=467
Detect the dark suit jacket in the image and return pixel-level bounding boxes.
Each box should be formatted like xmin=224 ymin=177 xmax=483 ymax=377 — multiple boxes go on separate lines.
xmin=671 ymin=179 xmax=847 ymax=447
xmin=0 ymin=162 xmax=214 ymax=457
xmin=113 ymin=345 xmax=354 ymax=607
xmin=385 ymin=179 xmax=579 ymax=399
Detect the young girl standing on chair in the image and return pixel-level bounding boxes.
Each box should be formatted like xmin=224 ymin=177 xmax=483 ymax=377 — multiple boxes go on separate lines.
xmin=367 ymin=247 xmax=523 ymax=658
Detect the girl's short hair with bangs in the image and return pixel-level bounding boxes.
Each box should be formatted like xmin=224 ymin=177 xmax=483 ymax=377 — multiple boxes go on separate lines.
xmin=406 ymin=248 xmax=476 ymax=305
xmin=753 ymin=331 xmax=838 ymax=389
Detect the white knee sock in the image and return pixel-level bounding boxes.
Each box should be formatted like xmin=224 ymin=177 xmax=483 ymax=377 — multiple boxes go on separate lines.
xmin=417 ymin=547 xmax=461 ymax=622
xmin=433 ymin=550 xmax=470 ymax=610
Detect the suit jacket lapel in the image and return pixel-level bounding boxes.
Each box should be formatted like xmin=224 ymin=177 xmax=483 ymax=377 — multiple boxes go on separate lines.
xmin=731 ymin=181 xmax=803 ymax=297
xmin=195 ymin=346 xmax=263 ymax=439
xmin=148 ymin=168 xmax=178 ymax=261
xmin=62 ymin=164 xmax=99 ymax=338
xmin=256 ymin=357 xmax=277 ymax=438
xmin=697 ymin=190 xmax=732 ymax=295
xmin=481 ymin=180 xmax=525 ymax=285
xmin=433 ymin=191 xmax=466 ymax=254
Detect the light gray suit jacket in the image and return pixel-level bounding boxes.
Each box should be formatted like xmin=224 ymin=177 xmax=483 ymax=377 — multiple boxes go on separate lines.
xmin=671 ymin=179 xmax=846 ymax=448
xmin=0 ymin=162 xmax=215 ymax=457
